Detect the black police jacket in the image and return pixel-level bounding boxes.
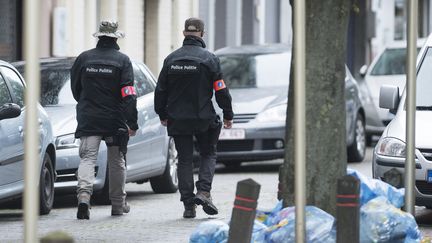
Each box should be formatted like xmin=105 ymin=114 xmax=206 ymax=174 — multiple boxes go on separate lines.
xmin=71 ymin=37 xmax=138 ymax=138
xmin=154 ymin=35 xmax=233 ymax=135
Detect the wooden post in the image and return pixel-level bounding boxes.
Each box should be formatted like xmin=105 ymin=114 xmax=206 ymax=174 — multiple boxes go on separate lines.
xmin=227 ymin=178 xmax=261 ymax=243
xmin=336 ymin=175 xmax=360 ymax=243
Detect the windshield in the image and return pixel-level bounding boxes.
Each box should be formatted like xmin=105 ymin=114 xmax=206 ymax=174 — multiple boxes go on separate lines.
xmin=371 ymin=47 xmax=420 ymax=76
xmin=219 ymin=52 xmax=291 ymax=89
xmin=40 ymin=68 xmax=75 ymax=106
xmin=416 ymin=47 xmax=432 ymax=108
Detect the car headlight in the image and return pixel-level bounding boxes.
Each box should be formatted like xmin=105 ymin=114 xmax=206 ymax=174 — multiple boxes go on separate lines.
xmin=56 ymin=133 xmax=80 ymax=149
xmin=376 ymin=137 xmax=406 ymax=157
xmin=255 ymin=104 xmax=287 ymax=123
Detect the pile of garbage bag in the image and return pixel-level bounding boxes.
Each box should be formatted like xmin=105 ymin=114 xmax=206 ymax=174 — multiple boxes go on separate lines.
xmin=189 ymin=170 xmax=421 ymax=243
xmin=347 ymin=168 xmax=405 ymax=208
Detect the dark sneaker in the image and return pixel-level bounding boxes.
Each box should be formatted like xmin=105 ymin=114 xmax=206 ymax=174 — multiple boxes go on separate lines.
xmin=77 ymin=202 xmax=90 ymax=220
xmin=111 ymin=202 xmax=130 ymax=216
xmin=77 ymin=193 xmax=91 ymax=220
xmin=183 ymin=204 xmax=196 ymax=218
xmin=194 ymin=191 xmax=218 ymax=215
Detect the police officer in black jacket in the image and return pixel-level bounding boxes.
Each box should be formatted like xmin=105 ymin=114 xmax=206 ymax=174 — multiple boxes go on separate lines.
xmin=71 ymin=21 xmax=138 ymax=220
xmin=155 ymin=18 xmax=233 ymax=218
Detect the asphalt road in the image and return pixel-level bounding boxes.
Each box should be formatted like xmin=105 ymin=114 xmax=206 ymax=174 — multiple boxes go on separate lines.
xmin=1 ymin=147 xmax=432 ymax=242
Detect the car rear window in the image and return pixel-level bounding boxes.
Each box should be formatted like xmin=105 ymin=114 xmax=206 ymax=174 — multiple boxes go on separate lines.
xmin=219 ymin=52 xmax=291 ymax=89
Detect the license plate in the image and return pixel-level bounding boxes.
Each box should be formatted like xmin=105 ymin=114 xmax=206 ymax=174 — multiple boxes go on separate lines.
xmin=219 ymin=129 xmax=245 ymax=140
xmin=428 ymin=170 xmax=432 ymax=183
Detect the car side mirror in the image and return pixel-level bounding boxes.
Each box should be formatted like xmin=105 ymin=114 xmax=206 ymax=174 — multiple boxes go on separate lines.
xmin=379 ymin=85 xmax=400 ymax=114
xmin=0 ymin=103 xmax=21 ymax=120
xmin=359 ymin=65 xmax=368 ymax=77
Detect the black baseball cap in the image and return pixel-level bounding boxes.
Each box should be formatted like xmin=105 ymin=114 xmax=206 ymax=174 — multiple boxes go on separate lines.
xmin=184 ymin=18 xmax=204 ymax=32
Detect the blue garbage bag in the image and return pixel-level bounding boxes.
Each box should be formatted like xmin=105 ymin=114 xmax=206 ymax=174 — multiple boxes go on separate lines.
xmin=252 ymin=220 xmax=268 ymax=243
xmin=348 ymin=169 xmax=405 ymax=208
xmin=360 ymin=197 xmax=421 ymax=243
xmin=189 ymin=220 xmax=229 ymax=243
xmin=266 ymin=206 xmax=335 ymax=243
xmin=256 ymin=200 xmax=283 ymax=226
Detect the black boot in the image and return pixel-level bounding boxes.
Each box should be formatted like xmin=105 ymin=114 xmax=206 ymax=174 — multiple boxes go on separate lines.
xmin=194 ymin=191 xmax=218 ymax=215
xmin=183 ymin=204 xmax=196 ymax=218
xmin=77 ymin=193 xmax=91 ymax=220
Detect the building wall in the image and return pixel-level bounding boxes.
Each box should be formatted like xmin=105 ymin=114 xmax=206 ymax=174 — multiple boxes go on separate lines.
xmin=0 ymin=0 xmax=20 ymax=61
xmin=226 ymin=1 xmax=242 ymax=47
xmin=214 ymin=0 xmax=227 ymax=50
xmin=279 ymin=0 xmax=292 ymax=44
xmin=144 ymin=0 xmax=198 ymax=75
xmin=265 ymin=0 xmax=280 ymax=43
xmin=118 ymin=0 xmax=145 ymax=62
xmin=145 ymin=0 xmax=172 ymax=75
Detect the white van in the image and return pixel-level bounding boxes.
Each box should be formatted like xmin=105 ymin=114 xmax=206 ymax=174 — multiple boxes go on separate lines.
xmin=373 ymin=34 xmax=432 ymax=207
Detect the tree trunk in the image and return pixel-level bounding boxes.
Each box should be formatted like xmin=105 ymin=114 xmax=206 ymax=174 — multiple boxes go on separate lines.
xmin=279 ymin=0 xmax=352 ymax=216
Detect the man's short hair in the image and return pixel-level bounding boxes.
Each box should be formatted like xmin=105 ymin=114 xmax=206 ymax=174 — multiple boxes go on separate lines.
xmin=184 ymin=18 xmax=204 ymax=32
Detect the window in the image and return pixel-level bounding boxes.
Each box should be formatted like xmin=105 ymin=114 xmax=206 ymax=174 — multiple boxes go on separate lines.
xmin=416 ymin=48 xmax=432 ymax=108
xmin=0 ymin=75 xmax=12 ymax=106
xmin=219 ymin=52 xmax=291 ymax=89
xmin=0 ymin=67 xmax=25 ymax=107
xmin=133 ymin=63 xmax=154 ymax=97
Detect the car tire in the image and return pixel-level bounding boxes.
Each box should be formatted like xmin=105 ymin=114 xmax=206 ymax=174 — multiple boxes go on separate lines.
xmin=150 ymin=137 xmax=179 ymax=193
xmin=39 ymin=153 xmax=55 ymax=215
xmin=348 ymin=113 xmax=366 ymax=162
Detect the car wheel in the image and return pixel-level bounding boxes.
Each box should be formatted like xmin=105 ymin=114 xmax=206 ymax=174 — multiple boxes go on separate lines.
xmin=39 ymin=153 xmax=55 ymax=215
xmin=347 ymin=113 xmax=366 ymax=162
xmin=150 ymin=137 xmax=179 ymax=193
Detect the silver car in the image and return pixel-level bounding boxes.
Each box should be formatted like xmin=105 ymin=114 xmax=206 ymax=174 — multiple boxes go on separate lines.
xmin=213 ymin=44 xmax=366 ymax=166
xmin=0 ymin=60 xmax=56 ymax=214
xmin=373 ymin=34 xmax=432 ymax=207
xmin=358 ymin=39 xmax=425 ymax=143
xmin=13 ymin=58 xmax=178 ymax=203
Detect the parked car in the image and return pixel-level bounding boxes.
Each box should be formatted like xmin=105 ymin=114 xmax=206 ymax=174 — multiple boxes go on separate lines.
xmin=0 ymin=60 xmax=56 ymax=214
xmin=373 ymin=34 xmax=432 ymax=207
xmin=211 ymin=44 xmax=366 ymax=166
xmin=13 ymin=57 xmax=178 ymax=202
xmin=358 ymin=39 xmax=425 ymax=143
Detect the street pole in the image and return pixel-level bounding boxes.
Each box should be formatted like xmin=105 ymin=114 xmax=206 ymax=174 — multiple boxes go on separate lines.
xmin=293 ymin=0 xmax=306 ymax=242
xmin=23 ymin=0 xmax=41 ymax=242
xmin=405 ymin=0 xmax=418 ymax=215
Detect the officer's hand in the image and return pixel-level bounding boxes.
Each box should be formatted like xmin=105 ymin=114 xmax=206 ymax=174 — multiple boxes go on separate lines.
xmin=160 ymin=119 xmax=168 ymax=127
xmin=223 ymin=119 xmax=233 ymax=129
xmin=129 ymin=129 xmax=137 ymax=136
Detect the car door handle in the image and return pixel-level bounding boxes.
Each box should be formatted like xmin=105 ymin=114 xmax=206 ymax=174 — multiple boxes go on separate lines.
xmin=142 ymin=111 xmax=149 ymax=121
xmin=18 ymin=126 xmax=24 ymax=138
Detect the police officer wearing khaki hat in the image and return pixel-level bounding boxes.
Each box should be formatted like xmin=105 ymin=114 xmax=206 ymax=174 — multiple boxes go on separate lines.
xmin=71 ymin=20 xmax=138 ymax=219
xmin=155 ymin=17 xmax=233 ymax=218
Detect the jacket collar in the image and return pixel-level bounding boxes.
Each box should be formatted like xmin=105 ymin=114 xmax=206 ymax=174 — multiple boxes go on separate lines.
xmin=183 ymin=35 xmax=206 ymax=48
xmin=96 ymin=37 xmax=120 ymax=50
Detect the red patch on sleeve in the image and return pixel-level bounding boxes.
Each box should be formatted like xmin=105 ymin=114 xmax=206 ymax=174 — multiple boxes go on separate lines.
xmin=121 ymin=86 xmax=136 ymax=98
xmin=213 ymin=79 xmax=226 ymax=91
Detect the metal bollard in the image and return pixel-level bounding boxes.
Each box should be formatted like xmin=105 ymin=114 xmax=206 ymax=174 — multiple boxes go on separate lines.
xmin=336 ymin=175 xmax=360 ymax=243
xmin=227 ymin=178 xmax=261 ymax=243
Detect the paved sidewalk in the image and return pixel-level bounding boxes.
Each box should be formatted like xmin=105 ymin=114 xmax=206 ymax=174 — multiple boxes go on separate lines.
xmin=0 ymin=164 xmax=280 ymax=243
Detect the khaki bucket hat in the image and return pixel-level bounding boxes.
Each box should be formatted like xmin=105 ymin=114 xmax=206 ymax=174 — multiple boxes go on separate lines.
xmin=93 ymin=20 xmax=125 ymax=38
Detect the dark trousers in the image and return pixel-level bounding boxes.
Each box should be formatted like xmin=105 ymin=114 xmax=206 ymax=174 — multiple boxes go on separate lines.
xmin=173 ymin=123 xmax=222 ymax=206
